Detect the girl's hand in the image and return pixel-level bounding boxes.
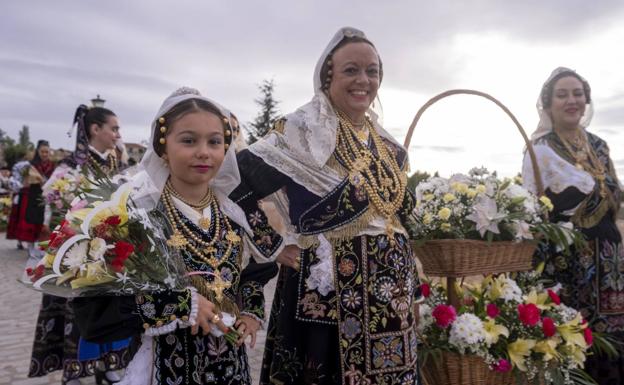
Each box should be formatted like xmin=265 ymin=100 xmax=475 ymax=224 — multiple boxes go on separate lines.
xmin=276 ymin=244 xmax=301 ymax=271
xmin=191 ymin=294 xmax=229 ymax=336
xmin=235 ymin=315 xmax=261 ymax=348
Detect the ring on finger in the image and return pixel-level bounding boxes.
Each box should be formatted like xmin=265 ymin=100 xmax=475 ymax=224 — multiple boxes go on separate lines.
xmin=211 ymin=314 xmax=221 ymax=323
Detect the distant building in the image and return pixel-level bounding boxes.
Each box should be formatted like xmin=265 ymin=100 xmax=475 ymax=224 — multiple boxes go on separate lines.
xmin=51 ymin=148 xmax=72 ymax=162
xmin=125 ymin=142 xmax=146 ymax=164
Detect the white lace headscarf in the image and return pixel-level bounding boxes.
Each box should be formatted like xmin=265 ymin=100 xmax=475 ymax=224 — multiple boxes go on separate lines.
xmin=248 ymin=26 xmax=403 ymax=196
xmin=523 ymin=67 xmax=596 ymax=195
xmin=131 ymin=87 xmax=251 ymax=232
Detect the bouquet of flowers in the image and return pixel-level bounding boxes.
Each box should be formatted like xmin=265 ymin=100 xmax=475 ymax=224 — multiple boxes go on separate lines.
xmin=42 ymin=166 xmax=89 ymax=210
xmin=410 ymin=167 xmax=572 ymax=243
xmin=0 ymin=195 xmax=11 ymax=231
xmin=418 ymin=271 xmax=600 ymax=385
xmin=24 ymin=176 xmax=188 ymax=297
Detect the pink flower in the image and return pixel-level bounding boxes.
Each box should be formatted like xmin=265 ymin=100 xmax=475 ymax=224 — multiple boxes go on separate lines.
xmin=547 ymin=289 xmax=561 ymax=305
xmin=486 ymin=303 xmax=500 ymax=318
xmin=432 ymin=304 xmax=456 ymax=328
xmin=542 ymin=317 xmax=556 ymax=337
xmin=517 ymin=303 xmax=540 ymax=326
xmin=420 ymin=283 xmax=431 ymax=298
xmin=584 ymin=327 xmax=593 ymax=346
xmin=70 ymin=199 xmax=88 ymax=211
xmin=493 ymin=359 xmax=512 ymax=372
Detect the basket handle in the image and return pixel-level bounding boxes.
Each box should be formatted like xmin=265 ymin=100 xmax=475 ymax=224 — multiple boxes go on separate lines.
xmin=403 ymin=89 xmax=544 ymax=196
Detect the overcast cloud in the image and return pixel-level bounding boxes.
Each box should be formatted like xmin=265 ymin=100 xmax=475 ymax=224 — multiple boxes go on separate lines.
xmin=2 ymin=0 xmax=623 ymax=176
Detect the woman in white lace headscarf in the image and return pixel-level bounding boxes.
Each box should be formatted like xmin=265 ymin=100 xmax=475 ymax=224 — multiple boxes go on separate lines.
xmin=230 ymin=27 xmax=423 ymax=385
xmin=523 ymin=67 xmax=623 ymax=385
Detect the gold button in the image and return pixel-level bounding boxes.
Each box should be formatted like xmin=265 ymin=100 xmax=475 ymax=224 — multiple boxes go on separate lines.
xmin=156 ymin=320 xmax=163 ymax=327
xmin=143 ymin=323 xmax=150 ymax=329
xmin=170 ymin=315 xmax=177 ymax=321
xmin=181 ymin=315 xmax=189 ymax=322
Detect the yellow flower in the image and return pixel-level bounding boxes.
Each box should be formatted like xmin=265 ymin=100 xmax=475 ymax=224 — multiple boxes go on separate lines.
xmin=443 ymin=193 xmax=456 ymax=203
xmin=451 ymin=182 xmax=469 ymax=194
xmin=508 ymin=339 xmax=536 ymax=372
xmin=440 ymin=223 xmax=452 ymax=232
xmin=539 ymin=196 xmax=554 ymax=211
xmin=476 ymin=184 xmax=487 ymax=194
xmin=466 ymin=188 xmax=477 ymax=198
xmin=438 ymin=207 xmax=451 ymax=220
xmin=524 ymin=289 xmax=551 ymax=310
xmin=424 ymin=193 xmax=435 ymax=201
xmin=423 ymin=213 xmax=433 ymax=225
xmin=534 ymin=338 xmax=561 ymax=362
xmin=70 ymin=261 xmax=115 ymax=289
xmin=43 ymin=253 xmax=55 ymax=268
xmin=487 ymin=275 xmax=505 ymax=300
xmin=557 ymin=313 xmax=587 ymax=349
xmin=51 ymin=178 xmax=69 ymax=192
xmin=483 ymin=319 xmax=509 ymax=345
xmin=90 ymin=189 xmax=130 ymax=227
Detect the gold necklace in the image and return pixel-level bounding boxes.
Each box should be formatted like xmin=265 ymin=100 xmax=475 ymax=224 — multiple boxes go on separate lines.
xmin=162 ymin=188 xmax=241 ymax=303
xmin=334 ymin=110 xmax=407 ymax=244
xmin=557 ymin=131 xmax=608 ymax=198
xmin=87 ymin=153 xmax=117 ymax=177
xmin=165 ymin=179 xmax=213 ymax=228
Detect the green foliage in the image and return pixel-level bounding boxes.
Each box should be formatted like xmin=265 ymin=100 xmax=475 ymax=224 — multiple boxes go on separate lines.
xmin=247 ymin=79 xmax=280 ymax=144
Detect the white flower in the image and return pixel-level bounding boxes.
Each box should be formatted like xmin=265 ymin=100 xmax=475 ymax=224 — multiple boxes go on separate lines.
xmin=62 ymin=241 xmax=89 ymax=270
xmin=88 ymin=237 xmax=111 ymax=261
xmin=466 ymin=196 xmax=506 ymax=237
xmin=115 ymin=271 xmax=130 ymax=284
xmin=512 ymin=220 xmax=533 ymax=240
xmin=500 ymin=277 xmax=523 ymax=303
xmin=416 ymin=304 xmax=434 ymax=334
xmin=164 ymin=275 xmax=177 ymax=288
xmin=209 ymin=312 xmax=237 ymax=337
xmin=449 ymin=313 xmax=486 ymax=352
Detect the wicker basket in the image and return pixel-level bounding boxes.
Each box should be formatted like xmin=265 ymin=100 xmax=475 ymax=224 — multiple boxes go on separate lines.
xmin=405 ymin=89 xmax=544 ymax=278
xmin=420 ymin=352 xmax=514 ymax=385
xmin=420 ymin=352 xmax=548 ymax=385
xmin=413 ymin=239 xmax=536 ymax=278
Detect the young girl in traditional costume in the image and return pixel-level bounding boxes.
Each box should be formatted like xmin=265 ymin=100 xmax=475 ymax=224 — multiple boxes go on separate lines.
xmin=74 ymin=87 xmax=282 ymax=385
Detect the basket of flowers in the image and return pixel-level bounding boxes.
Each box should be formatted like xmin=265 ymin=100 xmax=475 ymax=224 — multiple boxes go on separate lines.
xmin=417 ymin=272 xmax=597 ymax=385
xmin=409 ymin=167 xmax=558 ymax=278
xmin=404 ymin=90 xmax=578 ymax=278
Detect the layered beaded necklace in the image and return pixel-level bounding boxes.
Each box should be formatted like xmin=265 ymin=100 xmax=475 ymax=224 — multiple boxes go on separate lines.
xmin=87 ymin=152 xmax=118 ymax=177
xmin=556 ymin=129 xmax=608 ymax=198
xmin=334 ymin=110 xmax=407 ymax=242
xmin=162 ymin=180 xmax=241 ymax=302
xmin=164 ymin=180 xmax=213 ymax=229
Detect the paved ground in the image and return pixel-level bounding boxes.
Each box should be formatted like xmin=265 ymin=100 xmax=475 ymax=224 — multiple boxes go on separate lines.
xmin=0 ymin=236 xmax=276 ymax=385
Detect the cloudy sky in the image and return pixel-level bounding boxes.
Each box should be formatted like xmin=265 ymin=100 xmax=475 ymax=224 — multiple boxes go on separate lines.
xmin=2 ymin=0 xmax=624 ymax=177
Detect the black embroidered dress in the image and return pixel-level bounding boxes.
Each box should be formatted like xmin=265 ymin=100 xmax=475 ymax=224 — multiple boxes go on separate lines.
xmin=233 ymin=131 xmax=423 ymax=385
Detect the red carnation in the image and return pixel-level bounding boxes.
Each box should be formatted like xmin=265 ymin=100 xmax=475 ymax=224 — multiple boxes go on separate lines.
xmin=104 ymin=215 xmax=121 ymax=226
xmin=517 ymin=303 xmax=541 ymax=326
xmin=542 ymin=317 xmax=556 ymax=337
xmin=584 ymin=327 xmax=593 ymax=346
xmin=114 ymin=241 xmax=134 ymax=262
xmin=432 ymin=304 xmax=456 ymax=328
xmin=420 ymin=283 xmax=431 ymax=298
xmin=547 ymin=289 xmax=561 ymax=305
xmin=486 ymin=303 xmax=500 ymax=319
xmin=493 ymin=359 xmax=512 ymax=372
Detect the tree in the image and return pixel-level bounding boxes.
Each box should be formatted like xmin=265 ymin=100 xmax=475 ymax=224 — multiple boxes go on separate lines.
xmin=247 ymin=79 xmax=280 ymax=144
xmin=407 ymin=170 xmax=432 ymax=192
xmin=19 ymin=125 xmax=32 ymax=148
